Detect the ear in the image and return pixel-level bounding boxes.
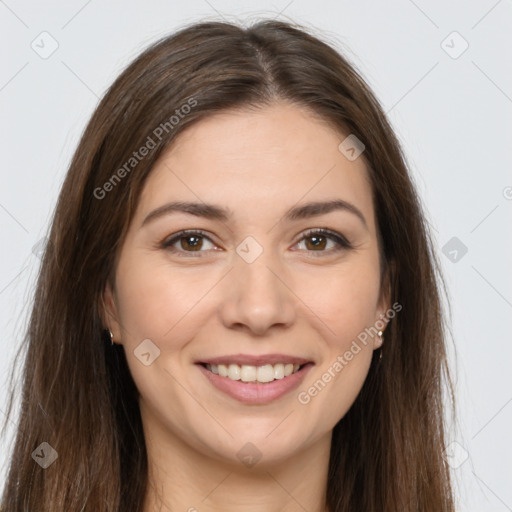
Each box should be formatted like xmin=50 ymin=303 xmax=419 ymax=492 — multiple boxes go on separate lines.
xmin=99 ymin=280 xmax=122 ymax=345
xmin=374 ymin=259 xmax=395 ymax=347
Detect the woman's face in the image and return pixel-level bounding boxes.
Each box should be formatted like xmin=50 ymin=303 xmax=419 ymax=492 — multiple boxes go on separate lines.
xmin=103 ymin=102 xmax=390 ymax=466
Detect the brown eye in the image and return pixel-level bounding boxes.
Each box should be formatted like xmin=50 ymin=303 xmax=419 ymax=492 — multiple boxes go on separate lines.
xmin=304 ymin=234 xmax=328 ymax=251
xmin=161 ymin=230 xmax=216 ymax=256
xmin=161 ymin=228 xmax=352 ymax=258
xmin=295 ymin=229 xmax=352 ymax=256
xmin=178 ymin=234 xmax=204 ymax=251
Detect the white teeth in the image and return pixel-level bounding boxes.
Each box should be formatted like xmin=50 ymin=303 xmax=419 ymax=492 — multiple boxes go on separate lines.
xmin=240 ymin=365 xmax=256 ymax=382
xmin=206 ymin=362 xmax=303 ymax=383
xmin=274 ymin=363 xmax=284 ymax=379
xmin=257 ymin=364 xmax=274 ymax=383
xmin=228 ymin=364 xmax=241 ymax=380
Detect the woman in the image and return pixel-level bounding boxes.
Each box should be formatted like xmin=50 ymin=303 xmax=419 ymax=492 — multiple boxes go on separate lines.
xmin=1 ymin=19 xmax=455 ymax=511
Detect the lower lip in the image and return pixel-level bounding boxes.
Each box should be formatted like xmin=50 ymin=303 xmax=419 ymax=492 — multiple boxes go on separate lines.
xmin=197 ymin=363 xmax=314 ymax=405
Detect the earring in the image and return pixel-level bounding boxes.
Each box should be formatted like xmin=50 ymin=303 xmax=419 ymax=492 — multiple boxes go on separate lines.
xmin=377 ymin=330 xmax=384 ymax=361
xmin=105 ymin=328 xmax=114 ymax=346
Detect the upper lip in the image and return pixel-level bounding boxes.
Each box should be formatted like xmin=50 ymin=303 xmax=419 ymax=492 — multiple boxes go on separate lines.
xmin=197 ymin=353 xmax=313 ymax=366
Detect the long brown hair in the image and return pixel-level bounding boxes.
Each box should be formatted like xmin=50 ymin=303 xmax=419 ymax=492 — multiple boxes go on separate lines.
xmin=1 ymin=19 xmax=455 ymax=511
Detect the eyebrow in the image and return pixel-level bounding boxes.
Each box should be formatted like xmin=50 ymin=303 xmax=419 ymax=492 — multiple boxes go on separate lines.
xmin=141 ymin=199 xmax=368 ymax=230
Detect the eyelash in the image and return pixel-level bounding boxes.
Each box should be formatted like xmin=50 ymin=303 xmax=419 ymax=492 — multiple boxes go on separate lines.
xmin=160 ymin=228 xmax=353 ymax=258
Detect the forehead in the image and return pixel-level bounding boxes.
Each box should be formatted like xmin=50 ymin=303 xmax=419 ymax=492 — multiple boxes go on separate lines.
xmin=137 ymin=103 xmax=375 ymax=232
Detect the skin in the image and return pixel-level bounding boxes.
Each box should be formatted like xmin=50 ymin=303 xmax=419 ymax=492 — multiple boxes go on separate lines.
xmin=101 ymin=102 xmax=390 ymax=512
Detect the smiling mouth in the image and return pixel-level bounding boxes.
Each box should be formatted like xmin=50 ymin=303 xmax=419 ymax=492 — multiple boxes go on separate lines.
xmin=201 ymin=362 xmax=304 ymax=384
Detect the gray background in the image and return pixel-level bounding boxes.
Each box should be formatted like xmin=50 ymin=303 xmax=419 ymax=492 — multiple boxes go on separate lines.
xmin=1 ymin=1 xmax=511 ymax=510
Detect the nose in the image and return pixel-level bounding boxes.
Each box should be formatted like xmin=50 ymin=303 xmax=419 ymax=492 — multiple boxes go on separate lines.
xmin=218 ymin=250 xmax=297 ymax=336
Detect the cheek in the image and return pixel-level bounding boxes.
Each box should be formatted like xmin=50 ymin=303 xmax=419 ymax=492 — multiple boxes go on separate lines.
xmin=113 ymin=255 xmax=214 ymax=436
xmin=293 ymin=256 xmax=380 ymax=418
xmin=320 ymin=350 xmax=373 ymax=426
xmin=114 ymin=253 xmax=216 ymax=343
xmin=295 ymin=256 xmax=382 ymax=345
